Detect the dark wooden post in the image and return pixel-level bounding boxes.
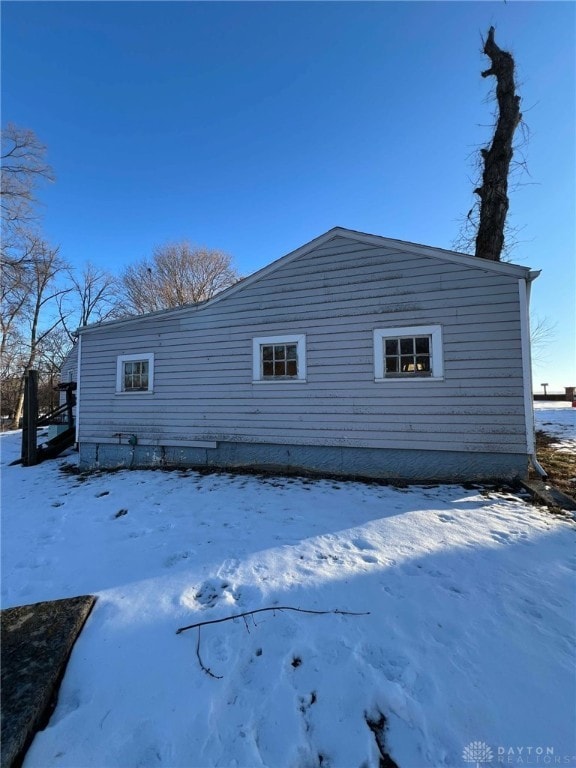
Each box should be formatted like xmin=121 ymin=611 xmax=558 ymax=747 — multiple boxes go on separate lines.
xmin=20 ymin=373 xmax=27 ymax=463
xmin=21 ymin=370 xmax=39 ymax=466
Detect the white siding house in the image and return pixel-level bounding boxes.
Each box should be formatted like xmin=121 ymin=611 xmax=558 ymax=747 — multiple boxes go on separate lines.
xmin=59 ymin=344 xmax=78 ymax=388
xmin=75 ymin=228 xmax=539 ymax=481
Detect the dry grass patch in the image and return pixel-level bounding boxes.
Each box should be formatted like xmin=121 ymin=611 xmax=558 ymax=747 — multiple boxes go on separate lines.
xmin=533 ymin=430 xmax=576 ymax=501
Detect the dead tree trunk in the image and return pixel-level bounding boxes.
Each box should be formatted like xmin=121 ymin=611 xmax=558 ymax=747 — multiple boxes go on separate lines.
xmin=474 ymin=26 xmax=522 ymax=262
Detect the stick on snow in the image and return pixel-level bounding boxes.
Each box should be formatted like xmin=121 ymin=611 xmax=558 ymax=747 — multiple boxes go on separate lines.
xmin=176 ymin=606 xmax=370 ymax=635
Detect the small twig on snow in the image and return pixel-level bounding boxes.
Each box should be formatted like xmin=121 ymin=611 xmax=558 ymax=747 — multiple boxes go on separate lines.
xmin=176 ymin=606 xmax=370 ymax=635
xmin=181 ymin=605 xmax=370 ymax=680
xmin=196 ymin=625 xmax=223 ymax=680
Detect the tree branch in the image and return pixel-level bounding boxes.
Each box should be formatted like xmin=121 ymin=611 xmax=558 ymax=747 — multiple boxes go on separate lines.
xmin=195 ymin=625 xmax=223 ymax=679
xmin=180 ymin=606 xmax=370 ymax=681
xmin=176 ymin=605 xmax=370 ymax=635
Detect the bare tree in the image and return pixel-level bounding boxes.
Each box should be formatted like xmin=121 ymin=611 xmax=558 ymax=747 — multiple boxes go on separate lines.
xmin=454 ymin=28 xmax=525 ymax=261
xmin=0 ymin=322 xmax=26 ymax=421
xmin=0 ymin=124 xmax=74 ymax=426
xmin=57 ymin=262 xmax=122 ymax=342
xmin=474 ymin=27 xmax=523 ymax=262
xmin=1 ymin=123 xmax=54 ymax=264
xmin=36 ymin=325 xmax=74 ymax=413
xmin=0 ymin=232 xmax=36 ymax=359
xmin=530 ymin=314 xmax=557 ymax=365
xmin=120 ymin=242 xmax=240 ymax=315
xmin=8 ymin=240 xmax=70 ymax=427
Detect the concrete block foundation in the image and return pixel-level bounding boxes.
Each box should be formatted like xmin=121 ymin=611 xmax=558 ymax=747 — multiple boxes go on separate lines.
xmin=78 ymin=440 xmax=529 ymax=483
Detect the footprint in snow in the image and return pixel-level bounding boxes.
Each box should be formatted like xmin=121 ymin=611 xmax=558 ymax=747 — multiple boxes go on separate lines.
xmin=523 ymin=605 xmax=544 ymax=620
xmin=163 ymin=551 xmax=193 ymax=568
xmin=490 ymin=529 xmax=511 ymax=543
xmin=192 ymin=577 xmax=240 ymax=607
xmin=298 ymin=691 xmax=317 ymax=714
xmin=217 ymin=557 xmax=240 ymax=579
xmin=350 ymin=537 xmax=377 ymax=551
xmin=315 ymin=553 xmax=340 ymax=564
xmin=441 ymin=583 xmax=466 ymax=597
xmin=426 ymin=569 xmax=447 ymax=578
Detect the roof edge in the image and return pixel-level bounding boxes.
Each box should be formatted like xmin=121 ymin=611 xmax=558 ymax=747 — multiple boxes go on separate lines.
xmin=79 ymin=226 xmax=535 ymax=334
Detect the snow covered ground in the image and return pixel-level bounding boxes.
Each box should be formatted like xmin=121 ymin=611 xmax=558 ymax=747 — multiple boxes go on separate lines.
xmin=534 ymin=401 xmax=576 ymax=452
xmin=1 ymin=418 xmax=575 ymax=768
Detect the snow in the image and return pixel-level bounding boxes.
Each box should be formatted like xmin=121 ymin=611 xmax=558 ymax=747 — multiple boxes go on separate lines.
xmin=1 ymin=427 xmax=575 ymax=768
xmin=534 ymin=401 xmax=576 ymax=452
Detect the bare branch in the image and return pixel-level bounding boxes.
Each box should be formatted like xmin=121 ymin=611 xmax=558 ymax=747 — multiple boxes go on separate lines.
xmin=1 ymin=124 xmax=54 ymax=256
xmin=530 ymin=314 xmax=557 ymax=365
xmin=195 ymin=626 xmax=223 ymax=679
xmin=5 ymin=238 xmax=70 ymax=427
xmin=57 ymin=262 xmax=122 ymax=341
xmin=176 ymin=605 xmax=370 ymax=635
xmin=180 ymin=605 xmax=370 ymax=680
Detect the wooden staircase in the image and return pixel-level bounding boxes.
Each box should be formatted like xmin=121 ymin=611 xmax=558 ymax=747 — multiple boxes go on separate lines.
xmin=14 ymin=371 xmax=77 ymax=466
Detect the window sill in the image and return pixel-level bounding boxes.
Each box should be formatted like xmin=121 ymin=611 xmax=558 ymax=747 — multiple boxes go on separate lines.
xmin=252 ymin=379 xmax=307 ymax=385
xmin=374 ymin=377 xmax=444 ymax=383
xmin=115 ymin=390 xmax=155 ymax=395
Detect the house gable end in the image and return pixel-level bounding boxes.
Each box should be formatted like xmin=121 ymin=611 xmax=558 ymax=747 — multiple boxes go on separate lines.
xmin=79 ymin=227 xmax=534 ymax=335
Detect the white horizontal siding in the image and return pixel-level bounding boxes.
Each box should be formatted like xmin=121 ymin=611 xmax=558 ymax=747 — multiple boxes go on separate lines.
xmin=78 ymin=238 xmax=529 ymax=455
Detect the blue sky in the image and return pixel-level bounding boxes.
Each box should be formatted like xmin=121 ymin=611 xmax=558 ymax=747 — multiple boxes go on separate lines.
xmin=2 ymin=1 xmax=575 ymax=390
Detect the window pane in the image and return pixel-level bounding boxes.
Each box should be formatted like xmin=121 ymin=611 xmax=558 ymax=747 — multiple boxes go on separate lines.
xmin=385 ymin=357 xmax=399 ymax=373
xmin=385 ymin=339 xmax=398 ymax=356
xmin=400 ymin=338 xmax=414 ymax=355
xmin=123 ymin=359 xmax=150 ymax=390
xmin=378 ymin=330 xmax=437 ymax=378
xmin=415 ymin=337 xmax=430 ymax=354
xmin=256 ymin=338 xmax=303 ymax=380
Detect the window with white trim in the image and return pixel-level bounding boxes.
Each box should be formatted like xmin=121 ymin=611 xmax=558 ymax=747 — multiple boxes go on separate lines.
xmin=374 ymin=326 xmax=443 ymax=381
xmin=116 ymin=353 xmax=154 ymax=393
xmin=252 ymin=335 xmax=306 ymax=382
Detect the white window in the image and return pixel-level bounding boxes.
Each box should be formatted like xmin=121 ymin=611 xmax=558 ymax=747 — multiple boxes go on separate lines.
xmin=116 ymin=353 xmax=154 ymax=393
xmin=374 ymin=326 xmax=443 ymax=381
xmin=252 ymin=335 xmax=306 ymax=383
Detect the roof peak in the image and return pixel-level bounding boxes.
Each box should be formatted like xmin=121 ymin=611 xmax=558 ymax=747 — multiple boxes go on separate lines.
xmin=79 ymin=226 xmax=535 ymax=334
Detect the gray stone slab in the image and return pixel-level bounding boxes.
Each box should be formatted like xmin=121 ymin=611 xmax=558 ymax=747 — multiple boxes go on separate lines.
xmin=520 ymin=479 xmax=576 ymax=515
xmin=1 ymin=595 xmax=96 ymax=768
